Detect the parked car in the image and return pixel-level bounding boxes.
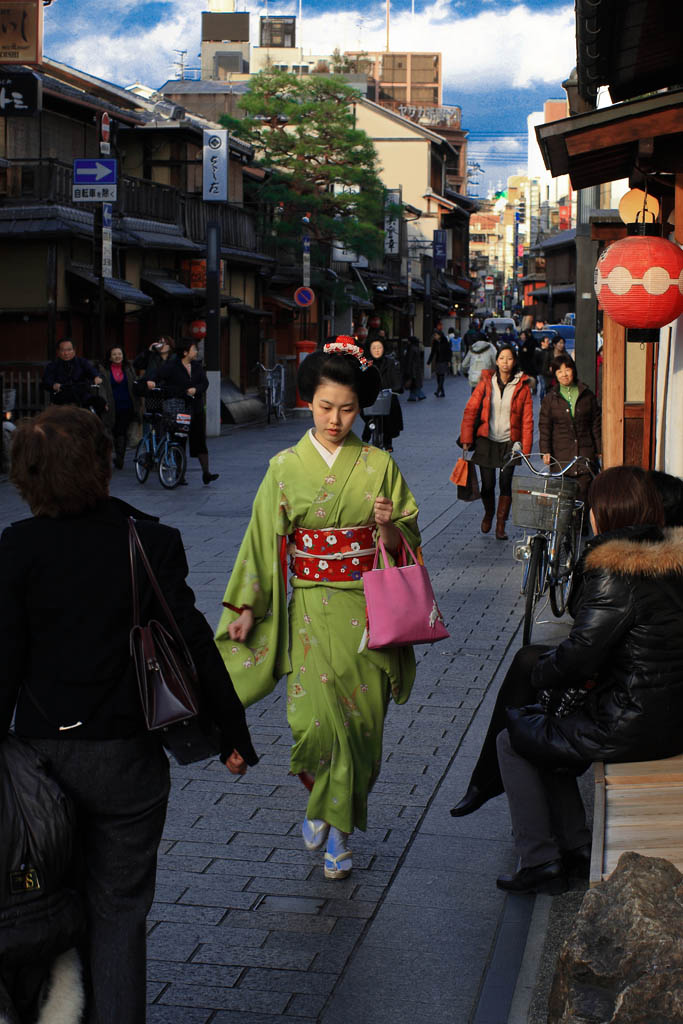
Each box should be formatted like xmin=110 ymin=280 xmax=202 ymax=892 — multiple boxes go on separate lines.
xmin=482 ymin=317 xmax=518 ymax=341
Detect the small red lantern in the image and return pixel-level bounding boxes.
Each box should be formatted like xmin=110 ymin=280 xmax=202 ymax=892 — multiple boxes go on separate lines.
xmin=355 ymin=325 xmax=368 ymax=341
xmin=594 ymin=236 xmax=683 ymax=333
xmin=368 ymin=315 xmax=381 ymax=329
xmin=190 ymin=320 xmax=207 ymax=341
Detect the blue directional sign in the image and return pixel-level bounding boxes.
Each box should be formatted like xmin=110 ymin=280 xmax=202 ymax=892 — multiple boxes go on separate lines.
xmin=73 ymin=159 xmax=117 ymax=185
xmin=102 ymin=203 xmax=112 ymax=229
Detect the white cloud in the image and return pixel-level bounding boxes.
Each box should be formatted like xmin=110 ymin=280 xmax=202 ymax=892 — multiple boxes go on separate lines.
xmin=44 ymin=1 xmax=575 ymax=95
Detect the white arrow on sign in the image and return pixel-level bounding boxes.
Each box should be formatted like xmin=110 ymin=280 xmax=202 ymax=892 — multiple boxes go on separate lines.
xmin=79 ymin=162 xmax=114 ymax=181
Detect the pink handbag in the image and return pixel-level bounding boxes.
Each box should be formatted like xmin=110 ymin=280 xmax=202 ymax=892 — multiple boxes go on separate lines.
xmin=363 ymin=535 xmax=449 ymax=649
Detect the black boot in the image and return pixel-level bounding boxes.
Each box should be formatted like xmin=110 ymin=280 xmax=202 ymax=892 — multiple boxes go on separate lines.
xmin=113 ymin=434 xmax=126 ymax=470
xmin=450 ymin=781 xmax=502 ymax=818
xmin=562 ymin=843 xmax=592 ymax=880
xmin=496 ymin=860 xmax=568 ymax=895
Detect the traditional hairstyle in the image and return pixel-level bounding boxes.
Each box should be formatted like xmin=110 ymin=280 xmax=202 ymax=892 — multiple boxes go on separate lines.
xmin=10 ymin=406 xmax=112 ymax=517
xmin=550 ymin=353 xmax=577 ymax=381
xmin=297 ymin=336 xmax=381 ymax=407
xmin=649 ymin=470 xmax=683 ymax=528
xmin=589 ymin=466 xmax=665 ymax=534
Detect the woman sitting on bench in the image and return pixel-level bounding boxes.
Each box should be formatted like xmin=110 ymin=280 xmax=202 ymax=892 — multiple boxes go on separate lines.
xmin=484 ymin=466 xmax=683 ymax=894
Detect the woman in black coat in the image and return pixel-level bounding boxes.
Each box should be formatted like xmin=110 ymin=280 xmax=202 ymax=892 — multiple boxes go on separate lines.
xmin=539 ymin=354 xmax=601 ymax=506
xmin=0 ymin=406 xmax=257 ymax=1023
xmin=361 ymin=338 xmax=404 ymax=451
xmin=154 ymin=341 xmax=219 ymax=485
xmin=494 ymin=467 xmax=683 ymax=894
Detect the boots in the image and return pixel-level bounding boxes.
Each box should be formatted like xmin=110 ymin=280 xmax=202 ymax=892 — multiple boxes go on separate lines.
xmin=113 ymin=434 xmax=126 ymax=470
xmin=480 ymin=493 xmax=495 ymax=534
xmin=496 ymin=495 xmax=512 ymax=540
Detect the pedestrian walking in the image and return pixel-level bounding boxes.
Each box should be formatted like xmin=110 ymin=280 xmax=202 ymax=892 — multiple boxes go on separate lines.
xmin=461 ymin=319 xmax=484 ymax=359
xmin=96 ymin=346 xmax=141 ymax=469
xmin=156 ymin=341 xmax=219 ymax=485
xmin=448 ymin=328 xmax=462 ymax=376
xmin=539 ymin=353 xmax=601 ymax=510
xmin=534 ymin=335 xmax=554 ymax=399
xmin=461 ymin=337 xmax=497 ymax=391
xmin=459 ymin=344 xmax=533 ymax=540
xmin=215 ymin=338 xmax=421 ymax=881
xmin=496 ymin=467 xmax=683 ymax=895
xmin=516 ymin=330 xmax=537 ymax=392
xmin=0 ymin=405 xmax=257 ymax=1023
xmin=427 ymin=320 xmax=452 ymax=397
xmin=404 ymin=335 xmax=426 ymax=401
xmin=361 ymin=337 xmax=403 ymax=451
xmin=133 ymin=335 xmax=174 ymax=378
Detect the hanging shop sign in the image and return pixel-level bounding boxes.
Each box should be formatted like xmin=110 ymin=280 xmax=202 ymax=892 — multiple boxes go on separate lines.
xmin=202 ymin=129 xmax=229 ymax=202
xmin=0 ymin=69 xmax=41 ymax=115
xmin=0 ymin=1 xmax=43 ymax=64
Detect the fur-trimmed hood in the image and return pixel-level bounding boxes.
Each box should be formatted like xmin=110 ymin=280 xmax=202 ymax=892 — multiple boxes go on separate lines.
xmin=585 ymin=526 xmax=683 ymax=577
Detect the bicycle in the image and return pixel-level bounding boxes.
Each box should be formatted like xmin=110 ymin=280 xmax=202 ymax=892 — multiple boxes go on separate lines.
xmin=255 ymin=362 xmax=286 ymax=424
xmin=133 ymin=390 xmax=188 ymax=489
xmin=506 ymin=442 xmax=591 ymax=644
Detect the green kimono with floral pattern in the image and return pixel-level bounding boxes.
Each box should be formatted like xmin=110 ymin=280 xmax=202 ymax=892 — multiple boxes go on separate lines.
xmin=215 ymin=430 xmax=420 ymax=832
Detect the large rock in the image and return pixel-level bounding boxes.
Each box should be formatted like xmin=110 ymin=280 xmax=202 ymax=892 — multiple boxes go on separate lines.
xmin=548 ymin=852 xmax=683 ymax=1024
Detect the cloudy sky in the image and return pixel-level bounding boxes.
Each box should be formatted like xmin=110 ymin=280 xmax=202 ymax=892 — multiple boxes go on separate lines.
xmin=44 ymin=0 xmax=575 ymax=195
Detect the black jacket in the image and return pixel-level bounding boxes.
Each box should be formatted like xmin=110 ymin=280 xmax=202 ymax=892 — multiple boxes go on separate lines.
xmin=42 ymin=357 xmax=98 ymax=398
xmin=0 ymin=497 xmax=257 ymax=765
xmin=508 ymin=525 xmax=683 ymax=770
xmin=159 ymin=358 xmax=209 ymax=400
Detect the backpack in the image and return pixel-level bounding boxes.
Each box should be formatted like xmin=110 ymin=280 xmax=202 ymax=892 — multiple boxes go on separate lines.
xmin=0 ymin=736 xmax=83 ymax=969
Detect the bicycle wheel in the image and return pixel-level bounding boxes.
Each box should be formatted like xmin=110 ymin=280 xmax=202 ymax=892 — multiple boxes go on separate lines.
xmin=134 ymin=439 xmax=150 ymax=483
xmin=549 ymin=529 xmax=575 ymax=617
xmin=523 ymin=535 xmax=547 ymax=645
xmin=158 ymin=442 xmax=186 ymax=489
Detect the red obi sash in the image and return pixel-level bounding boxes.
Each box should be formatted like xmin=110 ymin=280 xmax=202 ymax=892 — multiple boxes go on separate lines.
xmin=291 ymin=526 xmax=376 ymax=582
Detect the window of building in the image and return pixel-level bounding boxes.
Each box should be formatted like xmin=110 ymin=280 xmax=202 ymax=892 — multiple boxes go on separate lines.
xmin=379 ymin=85 xmax=406 ymax=102
xmin=380 ymin=54 xmax=407 ymax=82
xmin=260 ymin=17 xmax=296 ymax=48
xmin=410 ymin=54 xmax=439 ymax=83
xmin=292 ymin=64 xmax=310 ymax=74
xmin=411 ymin=86 xmax=438 ymax=104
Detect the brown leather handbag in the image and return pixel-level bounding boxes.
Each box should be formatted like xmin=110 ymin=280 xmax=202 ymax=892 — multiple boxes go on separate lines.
xmin=128 ymin=518 xmax=221 ymax=764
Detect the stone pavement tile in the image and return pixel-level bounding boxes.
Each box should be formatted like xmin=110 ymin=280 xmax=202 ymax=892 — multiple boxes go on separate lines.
xmin=245 ymin=877 xmax=355 ymax=900
xmin=148 ymin=922 xmax=267 ymax=951
xmin=157 ymin=868 xmax=251 ymax=891
xmin=148 ymin=1005 xmax=211 ymax=1024
xmin=239 ymin=967 xmax=337 ymax=996
xmin=153 ymin=880 xmax=190 ymax=903
xmin=147 ymin=982 xmax=166 ymax=1002
xmin=147 ymin=961 xmax=242 ymax=987
xmin=193 ymin=943 xmax=316 ymax=971
xmin=167 ymin=840 xmax=270 ymax=862
xmin=206 ymin=859 xmax=314 ymax=881
xmin=382 ymin=867 xmax=507 ymax=911
xmin=322 ymin=898 xmax=376 ymax=919
xmin=213 ymin=1015 xmax=316 ymax=1024
xmin=148 ymin=903 xmax=226 ymax=925
xmin=156 ymin=854 xmax=214 ymax=873
xmin=227 ymin=907 xmax=337 ymax=934
xmin=158 ymin=985 xmax=290 ymax=1014
xmin=285 ymin=992 xmax=329 ymax=1018
xmin=195 ymin=814 xmax=295 ymax=836
xmin=147 ymin=931 xmax=203 ymax=963
xmin=179 ymin=886 xmax=258 ymax=910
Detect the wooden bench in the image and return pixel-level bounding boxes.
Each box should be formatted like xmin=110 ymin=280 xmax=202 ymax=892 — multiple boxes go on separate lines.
xmin=590 ymin=753 xmax=683 ymax=886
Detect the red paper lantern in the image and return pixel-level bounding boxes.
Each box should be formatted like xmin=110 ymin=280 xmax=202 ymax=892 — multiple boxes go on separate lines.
xmin=190 ymin=320 xmax=207 ymax=341
xmin=594 ymin=236 xmax=683 ymax=329
xmin=368 ymin=315 xmax=381 ymax=329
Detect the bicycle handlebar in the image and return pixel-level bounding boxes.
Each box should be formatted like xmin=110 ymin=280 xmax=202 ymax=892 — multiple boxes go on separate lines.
xmin=506 ymin=442 xmax=592 ymax=478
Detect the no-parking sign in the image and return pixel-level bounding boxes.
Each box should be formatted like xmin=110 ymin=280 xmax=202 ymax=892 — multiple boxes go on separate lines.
xmin=294 ymin=286 xmax=315 ymax=308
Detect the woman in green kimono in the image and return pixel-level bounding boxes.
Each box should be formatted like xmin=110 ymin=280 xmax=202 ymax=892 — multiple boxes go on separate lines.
xmin=215 ymin=338 xmax=421 ymax=880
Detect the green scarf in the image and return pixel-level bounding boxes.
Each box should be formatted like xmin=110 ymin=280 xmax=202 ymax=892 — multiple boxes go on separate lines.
xmin=559 ymin=383 xmax=579 ymax=417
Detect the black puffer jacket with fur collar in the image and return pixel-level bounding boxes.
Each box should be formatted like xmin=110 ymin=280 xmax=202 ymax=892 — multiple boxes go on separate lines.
xmin=508 ymin=524 xmax=683 ymax=770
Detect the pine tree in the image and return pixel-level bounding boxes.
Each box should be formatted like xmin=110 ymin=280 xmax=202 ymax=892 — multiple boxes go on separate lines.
xmin=221 ymin=69 xmax=385 ymax=266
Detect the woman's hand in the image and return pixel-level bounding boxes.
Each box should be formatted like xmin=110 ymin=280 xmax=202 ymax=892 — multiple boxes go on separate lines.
xmin=187 ymin=387 xmax=197 ymax=397
xmin=374 ymin=496 xmax=394 ymax=525
xmin=146 ymin=380 xmax=156 ymax=390
xmin=461 ymin=442 xmax=471 ymax=451
xmin=542 ymin=453 xmax=552 ymax=465
xmin=374 ymin=497 xmax=401 ymax=553
xmin=224 ymin=749 xmax=247 ymax=775
xmin=228 ymin=608 xmax=254 ymax=642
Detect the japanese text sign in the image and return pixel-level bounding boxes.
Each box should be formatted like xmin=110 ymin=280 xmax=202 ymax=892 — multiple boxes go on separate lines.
xmin=203 ymin=130 xmax=229 ymax=203
xmin=0 ymin=69 xmax=40 ymax=115
xmin=0 ymin=1 xmax=43 ymax=64
xmin=384 ymin=189 xmax=401 ymax=256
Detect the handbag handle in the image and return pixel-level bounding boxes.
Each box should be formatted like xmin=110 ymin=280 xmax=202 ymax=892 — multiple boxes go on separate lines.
xmin=128 ymin=518 xmax=198 ymax=683
xmin=371 ymin=531 xmax=419 ymax=571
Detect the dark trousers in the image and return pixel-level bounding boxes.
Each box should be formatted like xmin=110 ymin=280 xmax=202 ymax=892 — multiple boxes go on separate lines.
xmin=113 ymin=408 xmax=132 ymax=461
xmin=497 ymin=729 xmax=590 ymax=868
xmin=466 ymin=644 xmax=551 ymax=797
xmin=28 ymin=735 xmax=170 ymax=1024
xmin=435 ymin=373 xmax=445 ymax=395
xmin=479 ymin=461 xmax=516 ymax=499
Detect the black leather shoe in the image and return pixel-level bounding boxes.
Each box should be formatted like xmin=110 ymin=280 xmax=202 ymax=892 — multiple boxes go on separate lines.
xmin=450 ymin=782 xmax=500 ymax=818
xmin=202 ymin=472 xmax=219 ymax=485
xmin=562 ymin=843 xmax=592 ymax=879
xmin=496 ymin=859 xmax=568 ymax=895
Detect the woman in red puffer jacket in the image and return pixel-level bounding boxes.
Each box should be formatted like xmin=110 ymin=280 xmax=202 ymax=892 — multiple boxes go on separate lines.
xmin=459 ymin=344 xmax=533 ymax=540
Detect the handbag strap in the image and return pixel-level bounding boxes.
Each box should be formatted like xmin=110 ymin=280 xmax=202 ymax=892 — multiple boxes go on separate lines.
xmin=128 ymin=518 xmax=197 ymax=680
xmin=372 ymin=531 xmax=419 ymax=571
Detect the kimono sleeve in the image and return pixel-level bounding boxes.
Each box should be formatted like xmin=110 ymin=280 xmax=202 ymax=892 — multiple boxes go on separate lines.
xmin=214 ymin=467 xmax=291 ymax=707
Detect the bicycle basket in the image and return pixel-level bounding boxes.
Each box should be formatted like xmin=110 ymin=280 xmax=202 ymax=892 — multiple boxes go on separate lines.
xmin=363 ymin=388 xmax=392 ymax=417
xmin=512 ymin=474 xmax=579 ymax=533
xmin=162 ymin=398 xmax=190 ymax=435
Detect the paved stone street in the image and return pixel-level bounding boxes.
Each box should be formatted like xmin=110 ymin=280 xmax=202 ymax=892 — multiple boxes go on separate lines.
xmin=0 ymin=374 xmax=574 ymax=1023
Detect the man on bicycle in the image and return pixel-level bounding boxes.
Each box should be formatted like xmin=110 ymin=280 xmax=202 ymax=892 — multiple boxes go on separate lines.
xmin=43 ymin=339 xmax=104 ymax=412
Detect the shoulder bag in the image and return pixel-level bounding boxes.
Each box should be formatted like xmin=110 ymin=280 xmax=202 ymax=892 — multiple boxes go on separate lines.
xmin=363 ymin=534 xmax=449 ymax=649
xmin=128 ymin=518 xmax=221 ymax=764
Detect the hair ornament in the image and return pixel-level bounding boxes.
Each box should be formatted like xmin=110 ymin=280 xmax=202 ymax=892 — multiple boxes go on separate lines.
xmin=323 ymin=336 xmax=373 ymax=371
